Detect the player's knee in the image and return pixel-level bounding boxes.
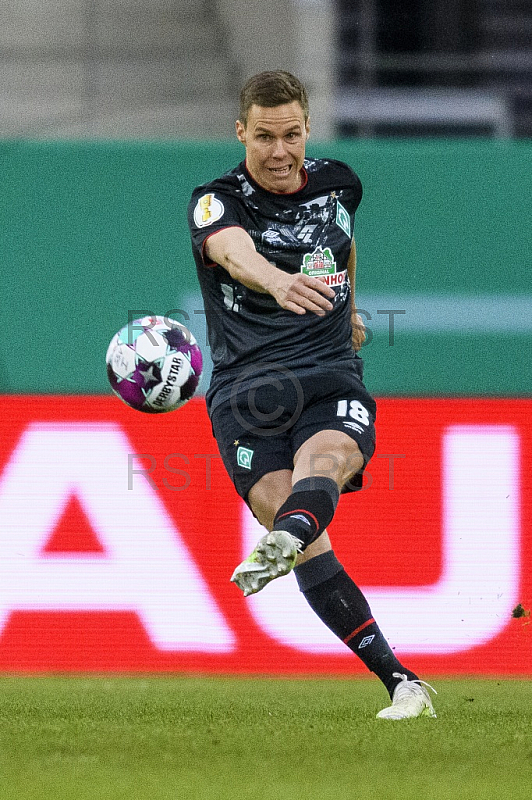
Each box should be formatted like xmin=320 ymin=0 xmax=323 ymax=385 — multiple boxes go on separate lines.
xmin=309 ymin=442 xmax=363 ymax=487
xmin=248 ymin=470 xmax=292 ymax=529
xmin=249 ymin=497 xmax=278 ymax=530
xmin=339 ymin=443 xmax=365 ymax=487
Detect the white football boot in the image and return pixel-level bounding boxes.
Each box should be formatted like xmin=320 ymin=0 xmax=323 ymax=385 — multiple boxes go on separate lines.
xmin=230 ymin=530 xmax=303 ymax=597
xmin=376 ymin=673 xmax=437 ymax=720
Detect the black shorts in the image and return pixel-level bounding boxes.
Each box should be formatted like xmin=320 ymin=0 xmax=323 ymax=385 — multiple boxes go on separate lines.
xmin=210 ymin=367 xmax=376 ymax=503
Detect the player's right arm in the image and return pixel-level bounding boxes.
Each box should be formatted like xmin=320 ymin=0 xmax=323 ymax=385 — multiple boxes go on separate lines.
xmin=204 ymin=227 xmax=335 ymax=317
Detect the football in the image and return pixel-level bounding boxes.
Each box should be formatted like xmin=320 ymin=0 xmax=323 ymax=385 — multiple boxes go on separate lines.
xmin=106 ymin=316 xmax=203 ymax=413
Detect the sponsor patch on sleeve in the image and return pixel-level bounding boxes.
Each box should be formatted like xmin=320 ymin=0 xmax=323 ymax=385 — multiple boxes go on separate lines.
xmin=335 ymin=200 xmax=351 ymax=238
xmin=193 ymin=193 xmax=225 ymax=228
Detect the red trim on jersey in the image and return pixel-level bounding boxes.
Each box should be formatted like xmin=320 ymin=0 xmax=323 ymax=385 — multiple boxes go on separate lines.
xmin=343 ymin=618 xmax=376 ymax=645
xmin=276 ymin=509 xmax=319 ymax=534
xmin=201 ymin=225 xmax=245 ymax=267
xmin=296 ymin=166 xmax=309 ymax=192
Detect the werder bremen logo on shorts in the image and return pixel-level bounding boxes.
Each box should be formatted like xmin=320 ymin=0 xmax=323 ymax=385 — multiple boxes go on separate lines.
xmin=301 ymin=247 xmax=336 ymax=277
xmin=237 ymin=446 xmax=254 ymax=470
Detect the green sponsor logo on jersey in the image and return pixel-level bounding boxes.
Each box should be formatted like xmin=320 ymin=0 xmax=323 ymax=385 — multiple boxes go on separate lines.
xmin=301 ymin=247 xmax=336 ymax=277
xmin=237 ymin=446 xmax=254 ymax=470
xmin=335 ymin=200 xmax=351 ymax=238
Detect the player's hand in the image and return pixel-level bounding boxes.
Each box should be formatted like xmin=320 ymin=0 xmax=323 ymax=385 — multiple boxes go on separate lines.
xmin=271 ymin=272 xmax=335 ymax=316
xmin=351 ymin=309 xmax=366 ymax=351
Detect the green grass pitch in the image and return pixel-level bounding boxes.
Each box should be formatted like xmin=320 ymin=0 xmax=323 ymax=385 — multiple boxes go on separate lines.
xmin=0 ymin=676 xmax=530 ymax=800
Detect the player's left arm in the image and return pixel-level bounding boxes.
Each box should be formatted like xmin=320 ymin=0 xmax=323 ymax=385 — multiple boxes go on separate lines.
xmin=347 ymin=238 xmax=365 ymax=351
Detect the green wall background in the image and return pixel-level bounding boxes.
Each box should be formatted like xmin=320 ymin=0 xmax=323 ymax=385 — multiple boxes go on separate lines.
xmin=1 ymin=140 xmax=530 ymax=395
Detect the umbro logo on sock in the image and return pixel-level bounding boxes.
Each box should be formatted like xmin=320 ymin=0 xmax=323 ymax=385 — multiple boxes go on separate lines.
xmin=358 ymin=635 xmax=375 ymax=649
xmin=290 ymin=514 xmax=312 ymax=526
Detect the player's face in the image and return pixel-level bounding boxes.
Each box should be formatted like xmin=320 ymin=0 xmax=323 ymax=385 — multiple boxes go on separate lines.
xmin=236 ymin=101 xmax=310 ymax=194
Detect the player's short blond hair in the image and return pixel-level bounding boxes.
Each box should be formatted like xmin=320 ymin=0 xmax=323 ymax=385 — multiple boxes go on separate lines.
xmin=239 ymin=71 xmax=309 ymax=127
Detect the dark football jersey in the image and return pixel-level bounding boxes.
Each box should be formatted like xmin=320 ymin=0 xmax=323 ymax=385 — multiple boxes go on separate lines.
xmin=188 ymin=157 xmax=363 ymax=412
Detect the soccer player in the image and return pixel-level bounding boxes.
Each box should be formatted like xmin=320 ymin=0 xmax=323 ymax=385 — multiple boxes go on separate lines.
xmin=187 ymin=71 xmax=436 ymax=719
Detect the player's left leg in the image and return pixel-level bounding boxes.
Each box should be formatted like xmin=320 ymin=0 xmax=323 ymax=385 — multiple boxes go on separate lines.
xmin=230 ymin=432 xmax=352 ymax=597
xmin=230 ymin=469 xmax=303 ymax=596
xmin=234 ymin=431 xmax=437 ymax=719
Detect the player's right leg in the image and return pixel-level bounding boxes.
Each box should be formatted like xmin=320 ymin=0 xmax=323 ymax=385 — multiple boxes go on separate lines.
xmin=214 ymin=372 xmax=438 ymax=719
xmin=238 ymin=478 xmax=437 ymax=718
xmin=231 ymin=466 xmax=437 ymax=719
xmin=210 ymin=384 xmax=310 ymax=596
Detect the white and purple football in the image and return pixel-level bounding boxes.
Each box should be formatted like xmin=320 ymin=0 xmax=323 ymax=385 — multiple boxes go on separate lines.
xmin=106 ymin=316 xmax=203 ymax=413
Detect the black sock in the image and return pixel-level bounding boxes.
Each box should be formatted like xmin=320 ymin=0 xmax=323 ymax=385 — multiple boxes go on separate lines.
xmin=272 ymin=477 xmax=340 ymax=550
xmin=294 ymin=551 xmax=419 ymax=698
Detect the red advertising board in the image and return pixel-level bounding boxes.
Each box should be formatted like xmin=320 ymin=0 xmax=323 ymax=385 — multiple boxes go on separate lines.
xmin=0 ymin=395 xmax=530 ymax=675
